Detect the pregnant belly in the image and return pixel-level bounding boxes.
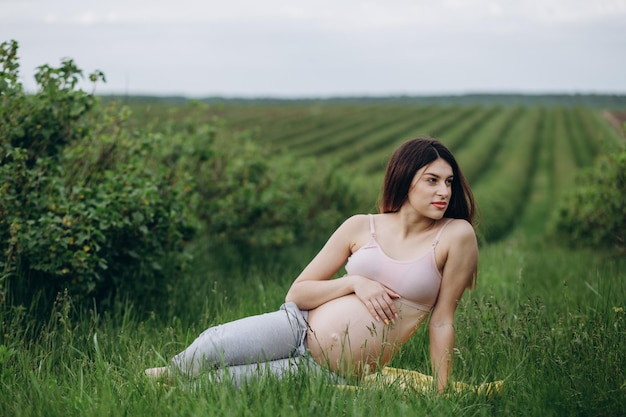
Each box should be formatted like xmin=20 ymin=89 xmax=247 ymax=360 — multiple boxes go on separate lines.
xmin=306 ymin=294 xmax=423 ymax=376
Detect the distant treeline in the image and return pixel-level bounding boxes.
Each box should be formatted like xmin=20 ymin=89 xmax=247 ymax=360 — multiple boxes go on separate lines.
xmin=100 ymin=93 xmax=626 ymax=108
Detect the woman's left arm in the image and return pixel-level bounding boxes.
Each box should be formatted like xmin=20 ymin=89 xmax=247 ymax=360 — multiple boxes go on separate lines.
xmin=428 ymin=220 xmax=478 ymax=392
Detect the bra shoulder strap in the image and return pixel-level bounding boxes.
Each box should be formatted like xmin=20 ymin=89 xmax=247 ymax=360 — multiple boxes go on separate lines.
xmin=432 ymin=218 xmax=454 ymax=247
xmin=368 ymin=214 xmax=376 ymax=238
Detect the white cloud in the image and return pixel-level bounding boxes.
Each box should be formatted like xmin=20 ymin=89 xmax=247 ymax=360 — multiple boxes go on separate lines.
xmin=1 ymin=0 xmax=625 ymax=96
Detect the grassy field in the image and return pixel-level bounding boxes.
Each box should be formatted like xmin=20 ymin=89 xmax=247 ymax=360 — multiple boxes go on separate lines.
xmin=1 ymin=102 xmax=625 ymax=416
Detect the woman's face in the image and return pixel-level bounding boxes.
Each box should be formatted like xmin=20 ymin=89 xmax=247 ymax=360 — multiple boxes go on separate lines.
xmin=404 ymin=158 xmax=453 ymax=220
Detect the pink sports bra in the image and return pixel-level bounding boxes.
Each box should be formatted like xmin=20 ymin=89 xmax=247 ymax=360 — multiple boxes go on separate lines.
xmin=345 ymin=214 xmax=453 ymax=312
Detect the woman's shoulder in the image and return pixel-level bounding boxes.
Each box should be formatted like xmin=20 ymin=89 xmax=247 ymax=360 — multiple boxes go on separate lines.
xmin=333 ymin=214 xmax=371 ymax=236
xmin=441 ymin=218 xmax=477 ymax=242
xmin=341 ymin=213 xmax=370 ymax=227
xmin=439 ymin=218 xmax=478 ymax=290
xmin=331 ymin=214 xmax=374 ymax=252
xmin=443 ymin=217 xmax=474 ymax=231
xmin=348 ymin=212 xmax=399 ymax=231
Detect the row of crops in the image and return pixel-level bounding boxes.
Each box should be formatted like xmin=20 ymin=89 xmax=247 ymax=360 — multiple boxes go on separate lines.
xmin=131 ymin=103 xmax=623 ymax=242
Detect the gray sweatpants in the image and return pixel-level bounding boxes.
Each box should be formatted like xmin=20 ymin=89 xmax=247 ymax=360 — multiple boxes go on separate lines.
xmin=171 ymin=302 xmax=334 ymax=386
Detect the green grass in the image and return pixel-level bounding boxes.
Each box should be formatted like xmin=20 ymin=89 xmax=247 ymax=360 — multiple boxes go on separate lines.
xmin=1 ymin=232 xmax=624 ymax=417
xmin=1 ymin=102 xmax=624 ymax=416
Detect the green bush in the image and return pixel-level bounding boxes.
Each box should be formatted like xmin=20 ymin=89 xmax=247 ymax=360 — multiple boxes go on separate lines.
xmin=1 ymin=40 xmax=362 ymax=310
xmin=550 ymin=147 xmax=626 ymax=252
xmin=158 ymin=107 xmax=361 ymax=251
xmin=1 ymin=40 xmax=196 ymax=308
xmin=1 ymin=41 xmax=103 ymax=166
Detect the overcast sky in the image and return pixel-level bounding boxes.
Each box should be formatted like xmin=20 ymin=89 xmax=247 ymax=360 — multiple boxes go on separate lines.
xmin=1 ymin=0 xmax=625 ymax=97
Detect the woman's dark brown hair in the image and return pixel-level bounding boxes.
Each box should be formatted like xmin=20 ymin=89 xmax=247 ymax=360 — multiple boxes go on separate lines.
xmin=380 ymin=137 xmax=477 ymax=225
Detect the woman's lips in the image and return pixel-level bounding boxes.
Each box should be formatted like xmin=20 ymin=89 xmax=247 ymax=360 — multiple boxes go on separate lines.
xmin=432 ymin=202 xmax=447 ymax=209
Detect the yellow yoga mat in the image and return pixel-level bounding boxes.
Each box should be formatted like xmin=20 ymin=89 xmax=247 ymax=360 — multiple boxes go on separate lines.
xmin=338 ymin=367 xmax=503 ymax=397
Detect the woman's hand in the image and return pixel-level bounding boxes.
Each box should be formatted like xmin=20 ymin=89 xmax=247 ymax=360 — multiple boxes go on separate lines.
xmin=352 ymin=275 xmax=400 ymax=324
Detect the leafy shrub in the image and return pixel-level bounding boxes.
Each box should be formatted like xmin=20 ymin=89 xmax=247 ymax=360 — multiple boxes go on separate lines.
xmin=1 ymin=40 xmax=196 ymax=308
xmin=158 ymin=109 xmax=361 ymax=251
xmin=1 ymin=40 xmax=362 ymax=310
xmin=1 ymin=41 xmax=104 ymax=166
xmin=550 ymin=146 xmax=626 ymax=252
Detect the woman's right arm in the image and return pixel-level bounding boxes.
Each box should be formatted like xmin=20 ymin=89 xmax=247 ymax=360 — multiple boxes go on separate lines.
xmin=285 ymin=215 xmax=399 ymax=322
xmin=284 ymin=215 xmax=362 ymax=309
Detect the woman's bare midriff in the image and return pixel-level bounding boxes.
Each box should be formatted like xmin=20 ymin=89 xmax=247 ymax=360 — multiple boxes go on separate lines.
xmin=306 ymin=294 xmax=429 ymax=376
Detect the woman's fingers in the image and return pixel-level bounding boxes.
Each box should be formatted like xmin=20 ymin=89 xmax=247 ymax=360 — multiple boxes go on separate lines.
xmin=386 ymin=288 xmax=401 ymax=299
xmin=372 ymin=295 xmax=398 ymax=325
xmin=353 ymin=276 xmax=399 ymax=323
xmin=366 ymin=302 xmax=382 ymax=322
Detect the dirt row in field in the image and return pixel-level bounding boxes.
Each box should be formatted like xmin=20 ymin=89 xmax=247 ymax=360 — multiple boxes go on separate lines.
xmin=603 ymin=110 xmax=626 ymax=137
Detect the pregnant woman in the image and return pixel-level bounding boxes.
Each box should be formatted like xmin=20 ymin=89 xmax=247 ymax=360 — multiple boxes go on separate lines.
xmin=145 ymin=137 xmax=478 ymax=392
